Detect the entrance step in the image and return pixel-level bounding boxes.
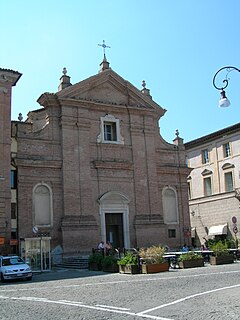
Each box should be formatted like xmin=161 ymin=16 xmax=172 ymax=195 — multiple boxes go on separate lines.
xmin=53 ymin=256 xmax=89 ymax=270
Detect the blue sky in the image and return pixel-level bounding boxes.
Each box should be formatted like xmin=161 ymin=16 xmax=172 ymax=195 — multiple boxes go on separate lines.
xmin=1 ymin=0 xmax=240 ymax=143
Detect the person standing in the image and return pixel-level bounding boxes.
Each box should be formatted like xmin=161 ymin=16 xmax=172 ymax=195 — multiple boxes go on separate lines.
xmin=97 ymin=241 xmax=104 ymax=255
xmin=106 ymin=241 xmax=112 ymax=255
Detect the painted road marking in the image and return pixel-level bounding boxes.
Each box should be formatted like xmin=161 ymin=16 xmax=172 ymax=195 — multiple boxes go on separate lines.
xmin=1 ymin=269 xmax=240 ymax=293
xmin=1 ymin=281 xmax=240 ymax=319
xmin=59 ymin=299 xmax=83 ymax=304
xmin=137 ymin=283 xmax=240 ymax=316
xmin=0 ymin=295 xmax=173 ymax=320
xmin=96 ymin=304 xmax=130 ymax=310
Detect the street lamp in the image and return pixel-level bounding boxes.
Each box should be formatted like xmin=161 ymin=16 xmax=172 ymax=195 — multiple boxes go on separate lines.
xmin=213 ymin=66 xmax=240 ymax=108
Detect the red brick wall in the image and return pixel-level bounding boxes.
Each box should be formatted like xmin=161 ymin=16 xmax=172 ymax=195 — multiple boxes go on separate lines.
xmin=13 ymin=73 xmax=191 ymax=254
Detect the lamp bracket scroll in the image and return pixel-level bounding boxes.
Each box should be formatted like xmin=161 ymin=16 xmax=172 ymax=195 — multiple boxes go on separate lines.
xmin=213 ymin=66 xmax=240 ymax=108
xmin=213 ymin=66 xmax=240 ymax=91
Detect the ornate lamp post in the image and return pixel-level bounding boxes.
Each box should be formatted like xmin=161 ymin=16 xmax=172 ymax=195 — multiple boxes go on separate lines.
xmin=213 ymin=66 xmax=240 ymax=108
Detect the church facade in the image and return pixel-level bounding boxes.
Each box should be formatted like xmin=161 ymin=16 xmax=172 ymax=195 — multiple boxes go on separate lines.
xmin=0 ymin=58 xmax=191 ymax=263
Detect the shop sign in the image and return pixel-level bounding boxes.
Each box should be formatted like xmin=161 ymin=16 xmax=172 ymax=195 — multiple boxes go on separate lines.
xmin=10 ymin=239 xmax=18 ymax=245
xmin=0 ymin=237 xmax=5 ymax=245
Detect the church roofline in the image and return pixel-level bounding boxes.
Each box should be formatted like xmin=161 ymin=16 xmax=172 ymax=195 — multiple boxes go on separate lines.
xmin=56 ymin=67 xmax=166 ymax=116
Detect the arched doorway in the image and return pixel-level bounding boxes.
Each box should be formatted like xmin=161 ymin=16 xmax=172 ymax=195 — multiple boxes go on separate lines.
xmin=98 ymin=191 xmax=130 ymax=249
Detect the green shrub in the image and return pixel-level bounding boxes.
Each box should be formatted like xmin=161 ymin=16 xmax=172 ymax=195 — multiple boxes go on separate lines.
xmin=178 ymin=252 xmax=202 ymax=261
xmin=208 ymin=239 xmax=236 ymax=249
xmin=102 ymin=255 xmax=117 ymax=267
xmin=226 ymin=239 xmax=236 ymax=249
xmin=117 ymin=252 xmax=138 ymax=266
xmin=209 ymin=240 xmax=229 ymax=257
xmin=88 ymin=253 xmax=103 ymax=264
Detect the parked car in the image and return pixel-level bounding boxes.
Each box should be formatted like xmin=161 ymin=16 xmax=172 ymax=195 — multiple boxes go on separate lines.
xmin=0 ymin=255 xmax=32 ymax=282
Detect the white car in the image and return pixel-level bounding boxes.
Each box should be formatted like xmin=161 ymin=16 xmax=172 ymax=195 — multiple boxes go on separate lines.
xmin=0 ymin=255 xmax=32 ymax=282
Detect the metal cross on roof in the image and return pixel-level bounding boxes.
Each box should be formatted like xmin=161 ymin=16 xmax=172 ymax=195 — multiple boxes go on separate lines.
xmin=62 ymin=67 xmax=67 ymax=75
xmin=98 ymin=40 xmax=110 ymax=55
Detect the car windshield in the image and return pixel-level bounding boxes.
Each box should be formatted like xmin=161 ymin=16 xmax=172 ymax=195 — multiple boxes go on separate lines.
xmin=2 ymin=257 xmax=25 ymax=266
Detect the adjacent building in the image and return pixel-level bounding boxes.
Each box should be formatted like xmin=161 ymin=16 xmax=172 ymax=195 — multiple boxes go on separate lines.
xmin=0 ymin=57 xmax=191 ymax=269
xmin=0 ymin=69 xmax=22 ymax=253
xmin=185 ymin=123 xmax=240 ymax=247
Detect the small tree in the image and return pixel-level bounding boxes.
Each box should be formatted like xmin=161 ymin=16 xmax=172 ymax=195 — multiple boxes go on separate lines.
xmin=139 ymin=245 xmax=166 ymax=264
xmin=209 ymin=240 xmax=229 ymax=257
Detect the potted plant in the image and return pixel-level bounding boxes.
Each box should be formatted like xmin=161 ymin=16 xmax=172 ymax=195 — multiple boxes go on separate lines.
xmin=178 ymin=251 xmax=204 ymax=269
xmin=102 ymin=255 xmax=119 ymax=273
xmin=88 ymin=253 xmax=103 ymax=271
xmin=209 ymin=240 xmax=234 ymax=265
xmin=139 ymin=245 xmax=169 ymax=273
xmin=117 ymin=252 xmax=140 ymax=274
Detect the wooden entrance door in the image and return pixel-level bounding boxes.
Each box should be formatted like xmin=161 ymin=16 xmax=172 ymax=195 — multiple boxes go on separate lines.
xmin=105 ymin=213 xmax=124 ymax=249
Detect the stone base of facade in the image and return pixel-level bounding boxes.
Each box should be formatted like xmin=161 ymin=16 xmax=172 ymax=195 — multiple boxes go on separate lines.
xmin=61 ymin=215 xmax=99 ymax=254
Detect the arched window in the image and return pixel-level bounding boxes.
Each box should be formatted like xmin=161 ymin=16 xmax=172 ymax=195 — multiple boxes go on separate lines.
xmin=33 ymin=183 xmax=53 ymax=227
xmin=162 ymin=187 xmax=178 ymax=224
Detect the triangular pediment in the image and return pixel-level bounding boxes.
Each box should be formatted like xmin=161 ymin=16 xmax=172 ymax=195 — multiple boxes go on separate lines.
xmin=56 ymin=69 xmax=165 ymax=115
xmin=201 ymin=169 xmax=213 ymax=176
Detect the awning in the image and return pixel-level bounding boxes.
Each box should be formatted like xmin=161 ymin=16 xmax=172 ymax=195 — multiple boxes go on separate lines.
xmin=208 ymin=224 xmax=228 ymax=236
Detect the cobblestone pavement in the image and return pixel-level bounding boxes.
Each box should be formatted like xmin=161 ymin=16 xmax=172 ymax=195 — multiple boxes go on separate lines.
xmin=0 ymin=262 xmax=240 ymax=320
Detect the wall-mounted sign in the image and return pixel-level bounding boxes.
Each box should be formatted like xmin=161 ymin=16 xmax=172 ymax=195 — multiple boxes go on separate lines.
xmin=0 ymin=237 xmax=5 ymax=245
xmin=32 ymin=226 xmax=39 ymax=234
xmin=232 ymin=216 xmax=237 ymax=224
xmin=233 ymin=226 xmax=238 ymax=234
xmin=10 ymin=239 xmax=18 ymax=246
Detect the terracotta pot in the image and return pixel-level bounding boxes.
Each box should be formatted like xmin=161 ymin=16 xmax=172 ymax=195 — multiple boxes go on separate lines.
xmin=141 ymin=262 xmax=169 ymax=274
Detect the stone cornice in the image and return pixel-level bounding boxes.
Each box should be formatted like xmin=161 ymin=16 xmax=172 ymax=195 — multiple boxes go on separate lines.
xmin=61 ymin=215 xmax=98 ymax=230
xmin=15 ymin=158 xmax=62 ymax=168
xmin=93 ymin=160 xmax=133 ymax=170
xmin=0 ymin=68 xmax=22 ymax=86
xmin=134 ymin=214 xmax=164 ymax=226
xmin=57 ymin=97 xmax=158 ymax=117
xmin=37 ymin=92 xmax=60 ymax=108
xmin=157 ymin=165 xmax=192 ymax=176
xmin=185 ymin=122 xmax=240 ymax=148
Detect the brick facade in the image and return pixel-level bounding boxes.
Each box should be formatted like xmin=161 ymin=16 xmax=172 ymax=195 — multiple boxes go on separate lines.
xmin=1 ymin=61 xmax=191 ymax=256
